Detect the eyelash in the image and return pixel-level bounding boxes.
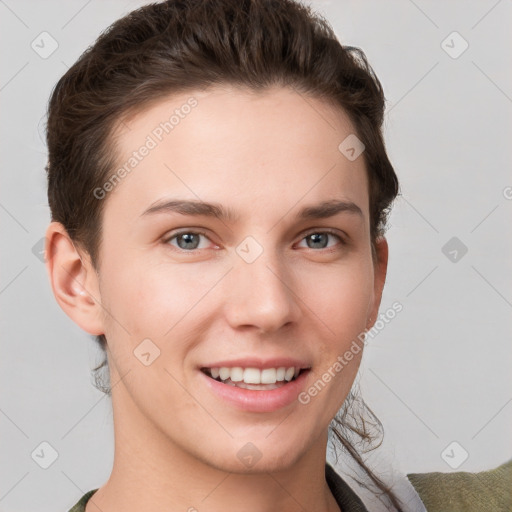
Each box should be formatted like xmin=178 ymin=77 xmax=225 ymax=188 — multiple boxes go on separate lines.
xmin=162 ymin=228 xmax=345 ymax=253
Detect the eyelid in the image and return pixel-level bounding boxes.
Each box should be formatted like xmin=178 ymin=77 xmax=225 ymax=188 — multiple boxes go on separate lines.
xmin=163 ymin=228 xmax=215 ymax=247
xmin=295 ymin=228 xmax=347 ymax=250
xmin=299 ymin=227 xmax=346 ymax=242
xmin=163 ymin=227 xmax=347 ymax=251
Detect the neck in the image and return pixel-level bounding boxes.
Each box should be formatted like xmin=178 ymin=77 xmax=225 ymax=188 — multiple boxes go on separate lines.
xmin=85 ymin=379 xmax=341 ymax=512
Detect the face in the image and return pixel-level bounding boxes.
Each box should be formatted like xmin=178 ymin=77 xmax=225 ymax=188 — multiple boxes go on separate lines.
xmin=62 ymin=85 xmax=386 ymax=473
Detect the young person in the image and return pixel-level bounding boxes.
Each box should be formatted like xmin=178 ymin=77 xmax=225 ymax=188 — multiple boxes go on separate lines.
xmin=44 ymin=0 xmax=429 ymax=510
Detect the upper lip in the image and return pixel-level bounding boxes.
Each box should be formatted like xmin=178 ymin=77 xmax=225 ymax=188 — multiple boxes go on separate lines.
xmin=200 ymin=357 xmax=311 ymax=370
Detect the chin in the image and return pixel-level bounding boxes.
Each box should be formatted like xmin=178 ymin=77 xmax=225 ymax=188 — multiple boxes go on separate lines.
xmin=213 ymin=450 xmax=303 ymax=475
xmin=199 ymin=433 xmax=311 ymax=475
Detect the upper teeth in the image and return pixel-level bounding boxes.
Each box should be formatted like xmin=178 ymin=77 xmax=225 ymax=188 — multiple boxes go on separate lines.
xmin=209 ymin=366 xmax=301 ymax=384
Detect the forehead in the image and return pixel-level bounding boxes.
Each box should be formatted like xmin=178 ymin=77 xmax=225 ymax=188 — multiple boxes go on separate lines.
xmin=106 ymin=85 xmax=369 ymax=222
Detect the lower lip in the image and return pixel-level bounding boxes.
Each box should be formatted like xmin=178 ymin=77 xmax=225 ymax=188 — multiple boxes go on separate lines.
xmin=199 ymin=370 xmax=310 ymax=413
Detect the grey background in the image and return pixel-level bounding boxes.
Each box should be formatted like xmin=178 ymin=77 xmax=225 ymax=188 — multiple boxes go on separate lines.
xmin=1 ymin=0 xmax=511 ymax=510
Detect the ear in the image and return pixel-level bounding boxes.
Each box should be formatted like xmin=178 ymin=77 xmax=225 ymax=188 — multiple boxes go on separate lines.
xmin=367 ymin=237 xmax=389 ymax=330
xmin=44 ymin=221 xmax=105 ymax=336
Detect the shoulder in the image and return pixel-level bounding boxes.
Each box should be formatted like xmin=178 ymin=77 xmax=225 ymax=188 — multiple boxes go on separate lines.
xmin=67 ymin=489 xmax=98 ymax=512
xmin=407 ymin=459 xmax=512 ymax=512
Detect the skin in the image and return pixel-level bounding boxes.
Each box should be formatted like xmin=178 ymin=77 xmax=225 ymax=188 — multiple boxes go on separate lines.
xmin=46 ymin=85 xmax=388 ymax=512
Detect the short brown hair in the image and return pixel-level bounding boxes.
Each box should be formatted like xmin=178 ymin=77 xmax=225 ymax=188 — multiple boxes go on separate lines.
xmin=45 ymin=0 xmax=400 ymax=507
xmin=46 ymin=0 xmax=398 ymax=266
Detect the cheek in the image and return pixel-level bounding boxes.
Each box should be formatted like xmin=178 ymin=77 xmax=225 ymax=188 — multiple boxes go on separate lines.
xmin=303 ymin=259 xmax=374 ymax=341
xmin=300 ymin=265 xmax=372 ymax=418
xmin=98 ymin=254 xmax=232 ymax=384
xmin=100 ymin=249 xmax=214 ymax=338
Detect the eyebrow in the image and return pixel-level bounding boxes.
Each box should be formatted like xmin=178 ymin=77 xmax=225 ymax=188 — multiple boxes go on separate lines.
xmin=140 ymin=198 xmax=363 ymax=222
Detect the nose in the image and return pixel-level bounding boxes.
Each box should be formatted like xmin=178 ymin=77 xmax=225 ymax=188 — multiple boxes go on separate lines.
xmin=223 ymin=245 xmax=302 ymax=334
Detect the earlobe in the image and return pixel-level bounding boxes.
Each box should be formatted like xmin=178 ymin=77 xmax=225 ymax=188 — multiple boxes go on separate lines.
xmin=44 ymin=221 xmax=105 ymax=336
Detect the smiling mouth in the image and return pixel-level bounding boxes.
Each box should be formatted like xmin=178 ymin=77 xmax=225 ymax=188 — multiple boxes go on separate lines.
xmin=200 ymin=366 xmax=309 ymax=390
